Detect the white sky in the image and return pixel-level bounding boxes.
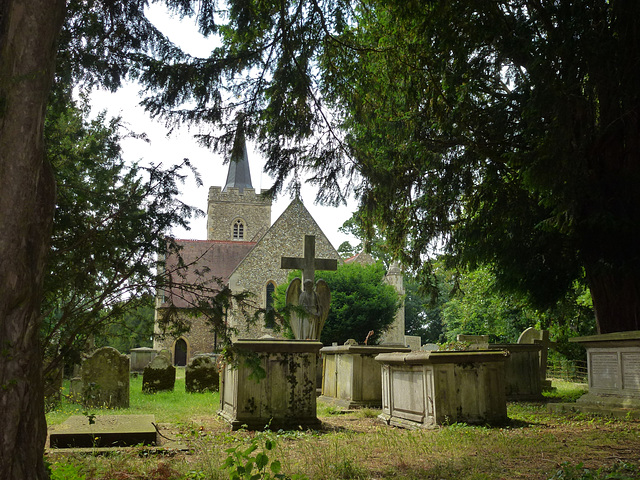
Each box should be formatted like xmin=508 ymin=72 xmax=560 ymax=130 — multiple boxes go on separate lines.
xmin=89 ymin=5 xmax=358 ymax=251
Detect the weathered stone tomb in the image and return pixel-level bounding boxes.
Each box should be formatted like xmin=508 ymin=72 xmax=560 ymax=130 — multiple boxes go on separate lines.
xmin=376 ymin=350 xmax=509 ymax=428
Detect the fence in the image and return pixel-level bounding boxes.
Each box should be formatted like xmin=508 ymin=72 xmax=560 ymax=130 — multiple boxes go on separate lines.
xmin=547 ymin=359 xmax=588 ymax=383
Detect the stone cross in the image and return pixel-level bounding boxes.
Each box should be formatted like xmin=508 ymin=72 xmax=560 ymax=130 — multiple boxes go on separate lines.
xmin=518 ymin=327 xmax=556 ymax=385
xmin=280 ymin=235 xmax=338 ymax=284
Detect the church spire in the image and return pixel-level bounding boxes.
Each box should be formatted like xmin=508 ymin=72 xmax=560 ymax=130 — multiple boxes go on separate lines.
xmin=223 ymin=125 xmax=253 ymax=193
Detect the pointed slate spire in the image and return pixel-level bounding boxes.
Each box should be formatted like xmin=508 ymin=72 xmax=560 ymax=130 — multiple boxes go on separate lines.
xmin=224 ymin=125 xmax=253 ymax=193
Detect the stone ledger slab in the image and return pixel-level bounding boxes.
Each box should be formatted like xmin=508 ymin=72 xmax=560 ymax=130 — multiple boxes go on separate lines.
xmin=319 ymin=344 xmax=411 ymax=409
xmin=376 ymin=350 xmax=509 ymax=428
xmin=219 ymin=339 xmax=323 ymax=430
xmin=50 ymin=415 xmax=156 ymax=448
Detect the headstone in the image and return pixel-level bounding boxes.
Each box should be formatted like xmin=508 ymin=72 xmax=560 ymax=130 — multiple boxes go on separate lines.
xmin=457 ymin=334 xmax=489 ymax=350
xmin=142 ymin=354 xmax=176 ymax=393
xmin=186 ymin=354 xmax=220 ymax=393
xmin=130 ymin=347 xmax=158 ymax=372
xmin=49 ymin=415 xmax=156 ymax=448
xmin=320 ymin=344 xmax=410 ymax=409
xmin=81 ymin=347 xmax=130 ymax=408
xmin=219 ymin=339 xmax=322 ymax=430
xmin=376 ymin=350 xmax=509 ymax=428
xmin=157 ymin=349 xmax=172 ymax=363
xmin=518 ymin=327 xmax=555 ymax=390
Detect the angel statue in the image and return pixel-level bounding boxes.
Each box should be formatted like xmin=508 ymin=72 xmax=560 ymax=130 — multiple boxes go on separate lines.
xmin=285 ymin=277 xmax=331 ymax=340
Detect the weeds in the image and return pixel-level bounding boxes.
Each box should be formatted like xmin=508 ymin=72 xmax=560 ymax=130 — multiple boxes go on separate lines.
xmin=549 ymin=461 xmax=639 ymax=480
xmin=44 ymin=380 xmax=640 ymax=480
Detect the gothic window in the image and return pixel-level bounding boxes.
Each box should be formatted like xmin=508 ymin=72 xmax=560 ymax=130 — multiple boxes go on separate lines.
xmin=233 ymin=219 xmax=245 ymax=240
xmin=265 ymin=281 xmax=276 ymax=328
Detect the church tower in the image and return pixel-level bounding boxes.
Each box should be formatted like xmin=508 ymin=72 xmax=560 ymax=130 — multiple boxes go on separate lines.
xmin=207 ymin=131 xmax=272 ymax=241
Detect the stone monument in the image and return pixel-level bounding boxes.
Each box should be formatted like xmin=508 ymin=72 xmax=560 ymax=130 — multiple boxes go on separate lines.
xmin=517 ymin=326 xmax=555 ymax=390
xmin=186 ymin=354 xmax=220 ymax=393
xmin=376 ymin=350 xmax=509 ymax=428
xmin=219 ymin=234 xmax=337 ymax=430
xmin=569 ymin=331 xmax=640 ymax=412
xmin=282 ymin=235 xmax=337 ymax=340
xmin=130 ymin=347 xmax=157 ymax=373
xmin=142 ymin=354 xmax=176 ymax=393
xmin=81 ymin=347 xmax=130 ymax=408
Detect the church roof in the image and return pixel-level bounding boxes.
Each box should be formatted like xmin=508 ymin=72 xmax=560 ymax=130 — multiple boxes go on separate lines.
xmin=160 ymin=239 xmax=256 ymax=308
xmin=223 ymin=132 xmax=253 ymax=193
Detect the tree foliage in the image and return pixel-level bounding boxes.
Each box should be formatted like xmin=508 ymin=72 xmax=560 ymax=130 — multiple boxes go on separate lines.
xmin=275 ymin=263 xmax=399 ymax=345
xmin=41 ymin=94 xmax=202 ymax=375
xmin=139 ymin=0 xmax=640 ymax=334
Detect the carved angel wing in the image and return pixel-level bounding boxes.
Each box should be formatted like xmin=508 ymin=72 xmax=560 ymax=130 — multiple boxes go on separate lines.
xmin=285 ymin=277 xmax=303 ymax=338
xmin=285 ymin=277 xmax=302 ymax=306
xmin=315 ymin=279 xmax=331 ymax=336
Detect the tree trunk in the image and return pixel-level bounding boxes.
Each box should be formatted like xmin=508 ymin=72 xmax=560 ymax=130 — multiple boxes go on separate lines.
xmin=0 ymin=1 xmax=65 ymax=478
xmin=586 ymin=268 xmax=640 ymax=334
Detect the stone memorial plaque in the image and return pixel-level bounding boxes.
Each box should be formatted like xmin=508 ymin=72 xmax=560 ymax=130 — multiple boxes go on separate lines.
xmin=622 ymin=352 xmax=640 ymax=391
xmin=589 ymin=352 xmax=619 ymax=390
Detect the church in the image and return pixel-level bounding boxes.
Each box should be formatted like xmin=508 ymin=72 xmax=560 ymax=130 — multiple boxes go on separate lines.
xmin=154 ymin=137 xmax=342 ymax=365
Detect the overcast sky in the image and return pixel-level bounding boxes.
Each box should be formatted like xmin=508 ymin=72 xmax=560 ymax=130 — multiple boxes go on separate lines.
xmin=89 ymin=5 xmax=358 ymax=251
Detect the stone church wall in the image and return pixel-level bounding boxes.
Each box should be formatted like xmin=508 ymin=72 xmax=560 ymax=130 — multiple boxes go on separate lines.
xmin=153 ymin=308 xmax=222 ymax=363
xmin=207 ymin=186 xmax=272 ymax=242
xmin=229 ymin=199 xmax=342 ymax=339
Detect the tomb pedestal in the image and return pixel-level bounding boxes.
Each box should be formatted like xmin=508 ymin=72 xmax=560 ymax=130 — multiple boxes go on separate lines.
xmin=489 ymin=344 xmax=544 ymax=401
xmin=570 ymin=331 xmax=640 ymax=410
xmin=130 ymin=347 xmax=157 ymax=372
xmin=319 ymin=344 xmax=411 ymax=409
xmin=219 ymin=339 xmax=322 ymax=431
xmin=376 ymin=350 xmax=509 ymax=428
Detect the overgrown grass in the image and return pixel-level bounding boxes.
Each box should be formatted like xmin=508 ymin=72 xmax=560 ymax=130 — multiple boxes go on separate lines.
xmin=46 ymin=367 xmax=219 ymax=426
xmin=46 ymin=379 xmax=640 ymax=480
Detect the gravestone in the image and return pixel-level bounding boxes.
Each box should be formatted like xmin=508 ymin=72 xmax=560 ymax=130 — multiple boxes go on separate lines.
xmin=518 ymin=327 xmax=554 ymax=390
xmin=81 ymin=347 xmax=130 ymax=408
xmin=142 ymin=354 xmax=176 ymax=393
xmin=157 ymin=348 xmax=172 ymax=363
xmin=186 ymin=354 xmax=220 ymax=393
xmin=457 ymin=334 xmax=490 ymax=349
xmin=130 ymin=347 xmax=157 ymax=372
xmin=376 ymin=350 xmax=509 ymax=428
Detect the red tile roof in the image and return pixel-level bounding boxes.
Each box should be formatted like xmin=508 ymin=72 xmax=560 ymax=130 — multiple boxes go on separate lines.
xmin=159 ymin=239 xmax=256 ymax=308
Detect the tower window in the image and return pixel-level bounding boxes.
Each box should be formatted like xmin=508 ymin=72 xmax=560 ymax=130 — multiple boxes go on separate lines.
xmin=233 ymin=219 xmax=245 ymax=240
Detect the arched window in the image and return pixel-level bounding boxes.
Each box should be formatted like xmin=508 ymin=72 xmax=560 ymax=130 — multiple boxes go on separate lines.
xmin=233 ymin=219 xmax=245 ymax=240
xmin=265 ymin=281 xmax=276 ymax=328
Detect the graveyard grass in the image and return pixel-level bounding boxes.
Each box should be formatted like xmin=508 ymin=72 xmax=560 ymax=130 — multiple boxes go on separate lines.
xmin=45 ymin=373 xmax=640 ymax=480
